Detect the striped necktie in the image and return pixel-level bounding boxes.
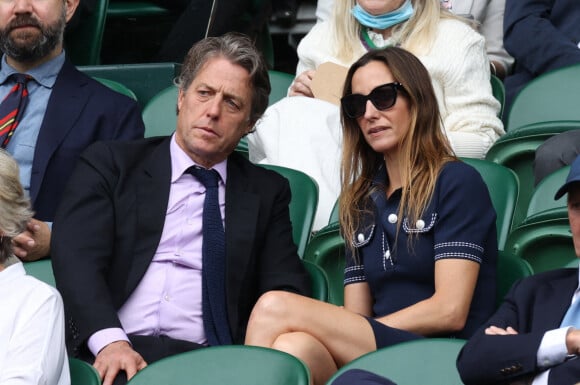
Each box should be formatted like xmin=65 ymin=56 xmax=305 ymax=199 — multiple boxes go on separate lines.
xmin=0 ymin=73 xmax=31 ymax=149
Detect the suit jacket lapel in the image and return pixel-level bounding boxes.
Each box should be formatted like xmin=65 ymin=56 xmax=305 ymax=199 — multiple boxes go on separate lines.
xmin=224 ymin=154 xmax=260 ymax=338
xmin=30 ymin=60 xmax=89 ymax=203
xmin=126 ymin=137 xmax=173 ymax=294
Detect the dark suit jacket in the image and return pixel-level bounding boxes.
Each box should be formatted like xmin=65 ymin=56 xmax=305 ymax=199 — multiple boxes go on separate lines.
xmin=30 ymin=59 xmax=144 ymax=222
xmin=457 ymin=268 xmax=580 ymax=385
xmin=51 ymin=137 xmax=312 ymax=356
xmin=503 ymin=0 xmax=580 ymax=114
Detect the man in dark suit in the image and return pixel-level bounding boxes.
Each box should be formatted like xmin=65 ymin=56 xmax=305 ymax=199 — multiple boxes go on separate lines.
xmin=0 ymin=0 xmax=145 ymax=261
xmin=51 ymin=33 xmax=311 ymax=385
xmin=457 ymin=155 xmax=580 ymax=385
xmin=503 ymin=0 xmax=580 ymax=115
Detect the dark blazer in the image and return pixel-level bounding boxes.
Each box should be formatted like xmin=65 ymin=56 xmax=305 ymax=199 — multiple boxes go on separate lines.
xmin=51 ymin=137 xmax=311 ymax=356
xmin=457 ymin=268 xmax=580 ymax=385
xmin=30 ymin=59 xmax=144 ymax=222
xmin=503 ymin=0 xmax=580 ymax=114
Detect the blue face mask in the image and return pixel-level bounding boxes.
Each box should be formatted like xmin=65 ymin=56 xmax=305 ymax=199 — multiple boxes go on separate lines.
xmin=351 ymin=0 xmax=415 ymax=30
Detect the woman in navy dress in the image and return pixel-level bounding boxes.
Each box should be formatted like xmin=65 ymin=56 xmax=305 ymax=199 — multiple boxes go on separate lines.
xmin=245 ymin=46 xmax=497 ymax=385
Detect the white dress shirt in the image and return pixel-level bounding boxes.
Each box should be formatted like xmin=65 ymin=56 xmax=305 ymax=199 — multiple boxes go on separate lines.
xmin=0 ymin=262 xmax=70 ymax=385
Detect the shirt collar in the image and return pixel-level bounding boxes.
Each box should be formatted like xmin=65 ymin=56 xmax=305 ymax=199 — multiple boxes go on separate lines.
xmin=0 ymin=50 xmax=65 ymax=88
xmin=169 ymin=133 xmax=228 ymax=184
xmin=0 ymin=260 xmax=25 ymax=284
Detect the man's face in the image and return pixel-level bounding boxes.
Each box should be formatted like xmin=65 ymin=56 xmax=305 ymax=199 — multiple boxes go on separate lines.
xmin=568 ymin=184 xmax=580 ymax=257
xmin=0 ymin=0 xmax=73 ymax=62
xmin=175 ymin=56 xmax=253 ymax=168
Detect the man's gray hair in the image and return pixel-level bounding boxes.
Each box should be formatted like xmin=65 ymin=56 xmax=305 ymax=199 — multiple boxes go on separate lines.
xmin=176 ymin=32 xmax=271 ymax=127
xmin=0 ymin=149 xmax=33 ymax=264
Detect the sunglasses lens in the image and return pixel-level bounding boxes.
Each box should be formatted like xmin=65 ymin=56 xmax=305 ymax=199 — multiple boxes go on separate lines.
xmin=341 ymin=94 xmax=366 ymax=118
xmin=341 ymin=83 xmax=401 ymax=119
xmin=371 ymin=85 xmax=397 ymax=111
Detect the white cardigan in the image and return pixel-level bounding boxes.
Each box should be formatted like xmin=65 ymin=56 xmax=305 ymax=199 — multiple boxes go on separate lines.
xmin=249 ymin=18 xmax=504 ymax=229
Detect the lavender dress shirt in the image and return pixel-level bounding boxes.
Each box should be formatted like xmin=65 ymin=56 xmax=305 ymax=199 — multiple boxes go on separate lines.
xmin=87 ymin=134 xmax=227 ymax=356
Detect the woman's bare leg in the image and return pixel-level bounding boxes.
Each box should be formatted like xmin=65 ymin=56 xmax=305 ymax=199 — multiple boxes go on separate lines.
xmin=273 ymin=332 xmax=337 ymax=385
xmin=245 ymin=291 xmax=377 ymax=383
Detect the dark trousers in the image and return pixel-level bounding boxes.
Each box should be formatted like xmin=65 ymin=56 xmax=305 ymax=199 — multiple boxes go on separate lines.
xmin=82 ymin=334 xmax=204 ymax=385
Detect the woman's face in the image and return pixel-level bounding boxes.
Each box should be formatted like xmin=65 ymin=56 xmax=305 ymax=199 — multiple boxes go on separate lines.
xmin=350 ymin=60 xmax=411 ymax=157
xmin=356 ymin=0 xmax=406 ymax=15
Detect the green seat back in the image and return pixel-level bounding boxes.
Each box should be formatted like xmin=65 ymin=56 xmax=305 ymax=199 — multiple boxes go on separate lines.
xmin=24 ymin=259 xmax=56 ymax=287
xmin=94 ymin=77 xmax=138 ymax=100
xmin=259 ymin=164 xmax=319 ymax=257
xmin=126 ymin=345 xmax=310 ymax=385
xmin=268 ymin=70 xmax=293 ymax=105
xmin=69 ymin=358 xmax=101 ymax=385
xmin=505 ymin=209 xmax=575 ymax=272
xmin=303 ymin=260 xmax=329 ymax=302
xmin=107 ymin=1 xmax=173 ymax=17
xmin=507 ymin=63 xmax=580 ymax=131
xmin=496 ymin=251 xmax=534 ymax=307
xmin=490 ymin=74 xmax=505 ymax=119
xmin=303 ymin=223 xmax=345 ymax=305
xmin=461 ymin=158 xmax=519 ymax=251
xmin=485 ymin=122 xmax=578 ymax=228
xmin=79 ymin=63 xmax=182 ymax=108
xmin=327 ymin=338 xmax=466 ymax=385
xmin=64 ymin=0 xmax=108 ymax=65
xmin=142 ymin=85 xmax=178 ymax=138
xmin=527 ymin=165 xmax=570 ymax=218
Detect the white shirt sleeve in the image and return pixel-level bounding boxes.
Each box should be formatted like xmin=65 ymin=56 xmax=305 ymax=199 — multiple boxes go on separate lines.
xmin=531 ymin=327 xmax=573 ymax=385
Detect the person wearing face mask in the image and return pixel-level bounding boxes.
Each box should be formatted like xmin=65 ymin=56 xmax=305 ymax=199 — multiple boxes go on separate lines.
xmin=248 ymin=0 xmax=503 ymax=230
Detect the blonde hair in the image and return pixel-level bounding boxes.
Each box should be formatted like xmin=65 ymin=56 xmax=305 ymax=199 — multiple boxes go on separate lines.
xmin=339 ymin=47 xmax=456 ymax=255
xmin=331 ymin=0 xmax=461 ymax=63
xmin=0 ymin=149 xmax=33 ymax=263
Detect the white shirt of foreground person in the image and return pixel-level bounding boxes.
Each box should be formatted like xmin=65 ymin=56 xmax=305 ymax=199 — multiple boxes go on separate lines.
xmin=0 ymin=262 xmax=70 ymax=385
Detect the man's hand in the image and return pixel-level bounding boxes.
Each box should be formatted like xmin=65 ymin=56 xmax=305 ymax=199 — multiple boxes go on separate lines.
xmin=565 ymin=328 xmax=580 ymax=355
xmin=93 ymin=341 xmax=147 ymax=385
xmin=485 ymin=325 xmax=519 ymax=335
xmin=288 ymin=70 xmax=315 ymax=97
xmin=12 ymin=218 xmax=51 ymax=261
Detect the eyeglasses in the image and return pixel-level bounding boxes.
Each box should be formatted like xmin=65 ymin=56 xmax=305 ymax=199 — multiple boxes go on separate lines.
xmin=341 ymin=82 xmax=404 ymax=119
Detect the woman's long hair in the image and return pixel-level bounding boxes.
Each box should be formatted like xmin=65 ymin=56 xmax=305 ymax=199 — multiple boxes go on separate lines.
xmin=339 ymin=47 xmax=456 ymax=254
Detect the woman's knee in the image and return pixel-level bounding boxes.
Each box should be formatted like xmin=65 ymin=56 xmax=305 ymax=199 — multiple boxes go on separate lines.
xmin=250 ymin=290 xmax=300 ymax=322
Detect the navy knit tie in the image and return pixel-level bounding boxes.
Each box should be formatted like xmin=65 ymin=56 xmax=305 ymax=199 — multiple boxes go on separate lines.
xmin=187 ymin=166 xmax=232 ymax=346
xmin=0 ymin=74 xmax=31 ymax=149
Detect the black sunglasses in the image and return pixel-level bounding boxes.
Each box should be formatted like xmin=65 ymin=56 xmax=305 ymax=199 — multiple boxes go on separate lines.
xmin=341 ymin=82 xmax=405 ymax=119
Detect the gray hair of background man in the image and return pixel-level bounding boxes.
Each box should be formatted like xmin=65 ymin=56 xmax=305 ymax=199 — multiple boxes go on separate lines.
xmin=175 ymin=32 xmax=271 ymax=128
xmin=0 ymin=149 xmax=33 ymax=264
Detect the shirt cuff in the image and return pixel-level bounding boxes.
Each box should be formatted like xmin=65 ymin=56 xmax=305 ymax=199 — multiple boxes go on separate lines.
xmin=531 ymin=369 xmax=550 ymax=385
xmin=537 ymin=327 xmax=571 ymax=368
xmin=87 ymin=328 xmax=130 ymax=357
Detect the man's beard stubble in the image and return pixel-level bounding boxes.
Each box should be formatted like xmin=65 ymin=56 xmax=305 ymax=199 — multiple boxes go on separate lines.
xmin=0 ymin=11 xmax=66 ymax=63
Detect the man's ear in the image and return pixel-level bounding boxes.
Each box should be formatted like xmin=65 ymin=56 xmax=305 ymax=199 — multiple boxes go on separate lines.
xmin=177 ymin=88 xmax=184 ymax=115
xmin=64 ymin=0 xmax=81 ymax=23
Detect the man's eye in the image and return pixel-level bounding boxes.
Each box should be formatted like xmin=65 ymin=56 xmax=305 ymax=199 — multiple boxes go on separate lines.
xmin=226 ymin=99 xmax=241 ymax=110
